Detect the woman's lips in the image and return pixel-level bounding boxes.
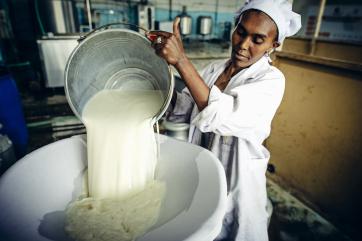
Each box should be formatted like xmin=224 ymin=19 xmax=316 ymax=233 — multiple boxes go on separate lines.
xmin=233 ymin=51 xmax=250 ymax=61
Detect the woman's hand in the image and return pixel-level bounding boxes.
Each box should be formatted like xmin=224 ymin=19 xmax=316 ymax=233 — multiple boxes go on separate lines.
xmin=147 ymin=17 xmax=187 ymax=67
xmin=147 ymin=17 xmax=211 ymax=111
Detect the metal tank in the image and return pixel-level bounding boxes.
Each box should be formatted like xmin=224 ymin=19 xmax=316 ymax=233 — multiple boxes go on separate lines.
xmin=0 ymin=126 xmax=16 ymax=176
xmin=197 ymin=16 xmax=213 ymax=36
xmin=178 ymin=6 xmax=192 ymax=36
xmin=39 ymin=0 xmax=79 ymax=34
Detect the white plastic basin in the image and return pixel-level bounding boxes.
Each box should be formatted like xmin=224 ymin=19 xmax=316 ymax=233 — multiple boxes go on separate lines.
xmin=0 ymin=135 xmax=227 ymax=241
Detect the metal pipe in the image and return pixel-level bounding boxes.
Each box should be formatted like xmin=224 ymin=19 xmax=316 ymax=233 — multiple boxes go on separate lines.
xmin=214 ymin=0 xmax=219 ymax=36
xmin=169 ymin=0 xmax=172 ymax=21
xmin=85 ymin=0 xmax=93 ymax=31
xmin=34 ymin=0 xmax=46 ymax=35
xmin=310 ymin=0 xmax=327 ymax=55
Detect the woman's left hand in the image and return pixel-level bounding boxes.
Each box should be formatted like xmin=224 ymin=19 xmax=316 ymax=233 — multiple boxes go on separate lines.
xmin=147 ymin=17 xmax=187 ymax=67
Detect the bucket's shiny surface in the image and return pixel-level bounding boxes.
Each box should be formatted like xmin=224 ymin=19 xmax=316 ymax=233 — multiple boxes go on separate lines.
xmin=65 ymin=29 xmax=174 ymax=122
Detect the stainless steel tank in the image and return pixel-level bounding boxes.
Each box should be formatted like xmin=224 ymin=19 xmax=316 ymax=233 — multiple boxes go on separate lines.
xmin=197 ymin=16 xmax=213 ymax=36
xmin=178 ymin=6 xmax=192 ymax=36
xmin=0 ymin=131 xmax=16 ymax=176
xmin=162 ymin=120 xmax=190 ymax=142
xmin=64 ymin=27 xmax=174 ymax=123
xmin=40 ymin=0 xmax=79 ymax=34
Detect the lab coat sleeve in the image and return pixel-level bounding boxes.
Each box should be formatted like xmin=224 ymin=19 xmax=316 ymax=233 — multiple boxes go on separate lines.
xmin=192 ymin=74 xmax=285 ymax=138
xmin=166 ymin=87 xmax=195 ymax=123
xmin=166 ymin=62 xmax=216 ymax=123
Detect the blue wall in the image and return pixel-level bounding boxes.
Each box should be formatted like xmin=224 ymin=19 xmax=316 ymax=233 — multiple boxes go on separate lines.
xmin=74 ymin=2 xmax=236 ymax=38
xmin=155 ymin=9 xmax=235 ymax=38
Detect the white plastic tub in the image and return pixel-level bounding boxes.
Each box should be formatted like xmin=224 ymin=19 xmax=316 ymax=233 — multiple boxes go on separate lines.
xmin=0 ymin=135 xmax=227 ymax=241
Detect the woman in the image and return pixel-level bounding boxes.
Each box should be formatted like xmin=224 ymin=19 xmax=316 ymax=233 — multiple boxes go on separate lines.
xmin=148 ymin=0 xmax=301 ymax=240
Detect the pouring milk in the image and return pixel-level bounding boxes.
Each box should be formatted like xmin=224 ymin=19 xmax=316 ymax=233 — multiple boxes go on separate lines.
xmin=65 ymin=89 xmax=166 ymax=241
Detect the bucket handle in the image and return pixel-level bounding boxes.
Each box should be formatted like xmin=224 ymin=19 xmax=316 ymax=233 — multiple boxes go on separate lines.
xmin=78 ymin=22 xmax=150 ymax=42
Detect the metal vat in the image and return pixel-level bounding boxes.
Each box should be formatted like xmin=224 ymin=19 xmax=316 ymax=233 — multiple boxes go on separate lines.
xmin=37 ymin=36 xmax=79 ymax=87
xmin=197 ymin=16 xmax=213 ymax=36
xmin=178 ymin=6 xmax=192 ymax=36
xmin=40 ymin=0 xmax=79 ymax=34
xmin=0 ymin=132 xmax=16 ymax=176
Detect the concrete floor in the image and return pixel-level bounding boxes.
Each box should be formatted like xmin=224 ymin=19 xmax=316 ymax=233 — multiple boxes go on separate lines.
xmin=267 ymin=180 xmax=352 ymax=241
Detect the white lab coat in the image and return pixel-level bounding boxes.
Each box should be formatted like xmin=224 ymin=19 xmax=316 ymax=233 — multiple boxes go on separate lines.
xmin=167 ymin=56 xmax=285 ymax=241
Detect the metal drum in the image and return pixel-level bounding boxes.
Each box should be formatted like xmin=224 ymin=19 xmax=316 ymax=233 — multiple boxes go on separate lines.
xmin=39 ymin=0 xmax=79 ymax=34
xmin=162 ymin=119 xmax=190 ymax=142
xmin=65 ymin=27 xmax=174 ymax=123
xmin=178 ymin=6 xmax=192 ymax=36
xmin=0 ymin=132 xmax=16 ymax=176
xmin=197 ymin=16 xmax=213 ymax=36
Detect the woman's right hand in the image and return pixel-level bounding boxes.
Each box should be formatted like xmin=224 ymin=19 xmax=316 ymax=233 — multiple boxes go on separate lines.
xmin=148 ymin=18 xmax=211 ymax=111
xmin=146 ymin=17 xmax=187 ymax=67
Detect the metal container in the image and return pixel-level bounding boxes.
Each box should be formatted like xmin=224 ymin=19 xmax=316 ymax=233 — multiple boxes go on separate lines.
xmin=65 ymin=27 xmax=174 ymax=123
xmin=162 ymin=120 xmax=190 ymax=142
xmin=40 ymin=0 xmax=79 ymax=34
xmin=197 ymin=16 xmax=213 ymax=36
xmin=37 ymin=36 xmax=79 ymax=87
xmin=0 ymin=132 xmax=16 ymax=176
xmin=178 ymin=6 xmax=192 ymax=36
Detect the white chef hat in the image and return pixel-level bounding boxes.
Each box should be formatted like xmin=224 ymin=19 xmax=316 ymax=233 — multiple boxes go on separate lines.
xmin=235 ymin=0 xmax=301 ymax=43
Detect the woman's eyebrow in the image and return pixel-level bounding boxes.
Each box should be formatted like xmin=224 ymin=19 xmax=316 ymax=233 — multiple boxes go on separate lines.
xmin=238 ymin=23 xmax=268 ymax=38
xmin=253 ymin=33 xmax=267 ymax=39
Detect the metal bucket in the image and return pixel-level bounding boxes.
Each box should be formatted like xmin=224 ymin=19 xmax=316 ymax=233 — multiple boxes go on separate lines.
xmin=64 ymin=27 xmax=174 ymax=123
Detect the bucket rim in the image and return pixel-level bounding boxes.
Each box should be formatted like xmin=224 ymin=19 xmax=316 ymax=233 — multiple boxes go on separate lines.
xmin=64 ymin=28 xmax=175 ymax=124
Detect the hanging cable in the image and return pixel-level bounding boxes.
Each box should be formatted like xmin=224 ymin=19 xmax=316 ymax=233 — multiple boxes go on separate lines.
xmin=34 ymin=0 xmax=46 ymax=36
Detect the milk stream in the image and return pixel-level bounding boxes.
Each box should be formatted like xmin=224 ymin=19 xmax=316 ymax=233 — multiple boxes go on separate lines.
xmin=82 ymin=89 xmax=164 ymax=199
xmin=155 ymin=121 xmax=161 ymax=162
xmin=65 ymin=89 xmax=166 ymax=241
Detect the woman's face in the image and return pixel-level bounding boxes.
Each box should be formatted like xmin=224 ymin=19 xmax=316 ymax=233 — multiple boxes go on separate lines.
xmin=231 ymin=10 xmax=279 ymax=69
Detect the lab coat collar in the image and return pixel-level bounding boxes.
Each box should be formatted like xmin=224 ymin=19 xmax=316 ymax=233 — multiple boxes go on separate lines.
xmin=216 ymin=56 xmax=270 ymax=92
xmin=230 ymin=55 xmax=270 ymax=81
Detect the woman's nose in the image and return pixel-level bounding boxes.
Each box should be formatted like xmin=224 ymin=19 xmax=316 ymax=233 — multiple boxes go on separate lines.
xmin=239 ymin=36 xmax=251 ymax=50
